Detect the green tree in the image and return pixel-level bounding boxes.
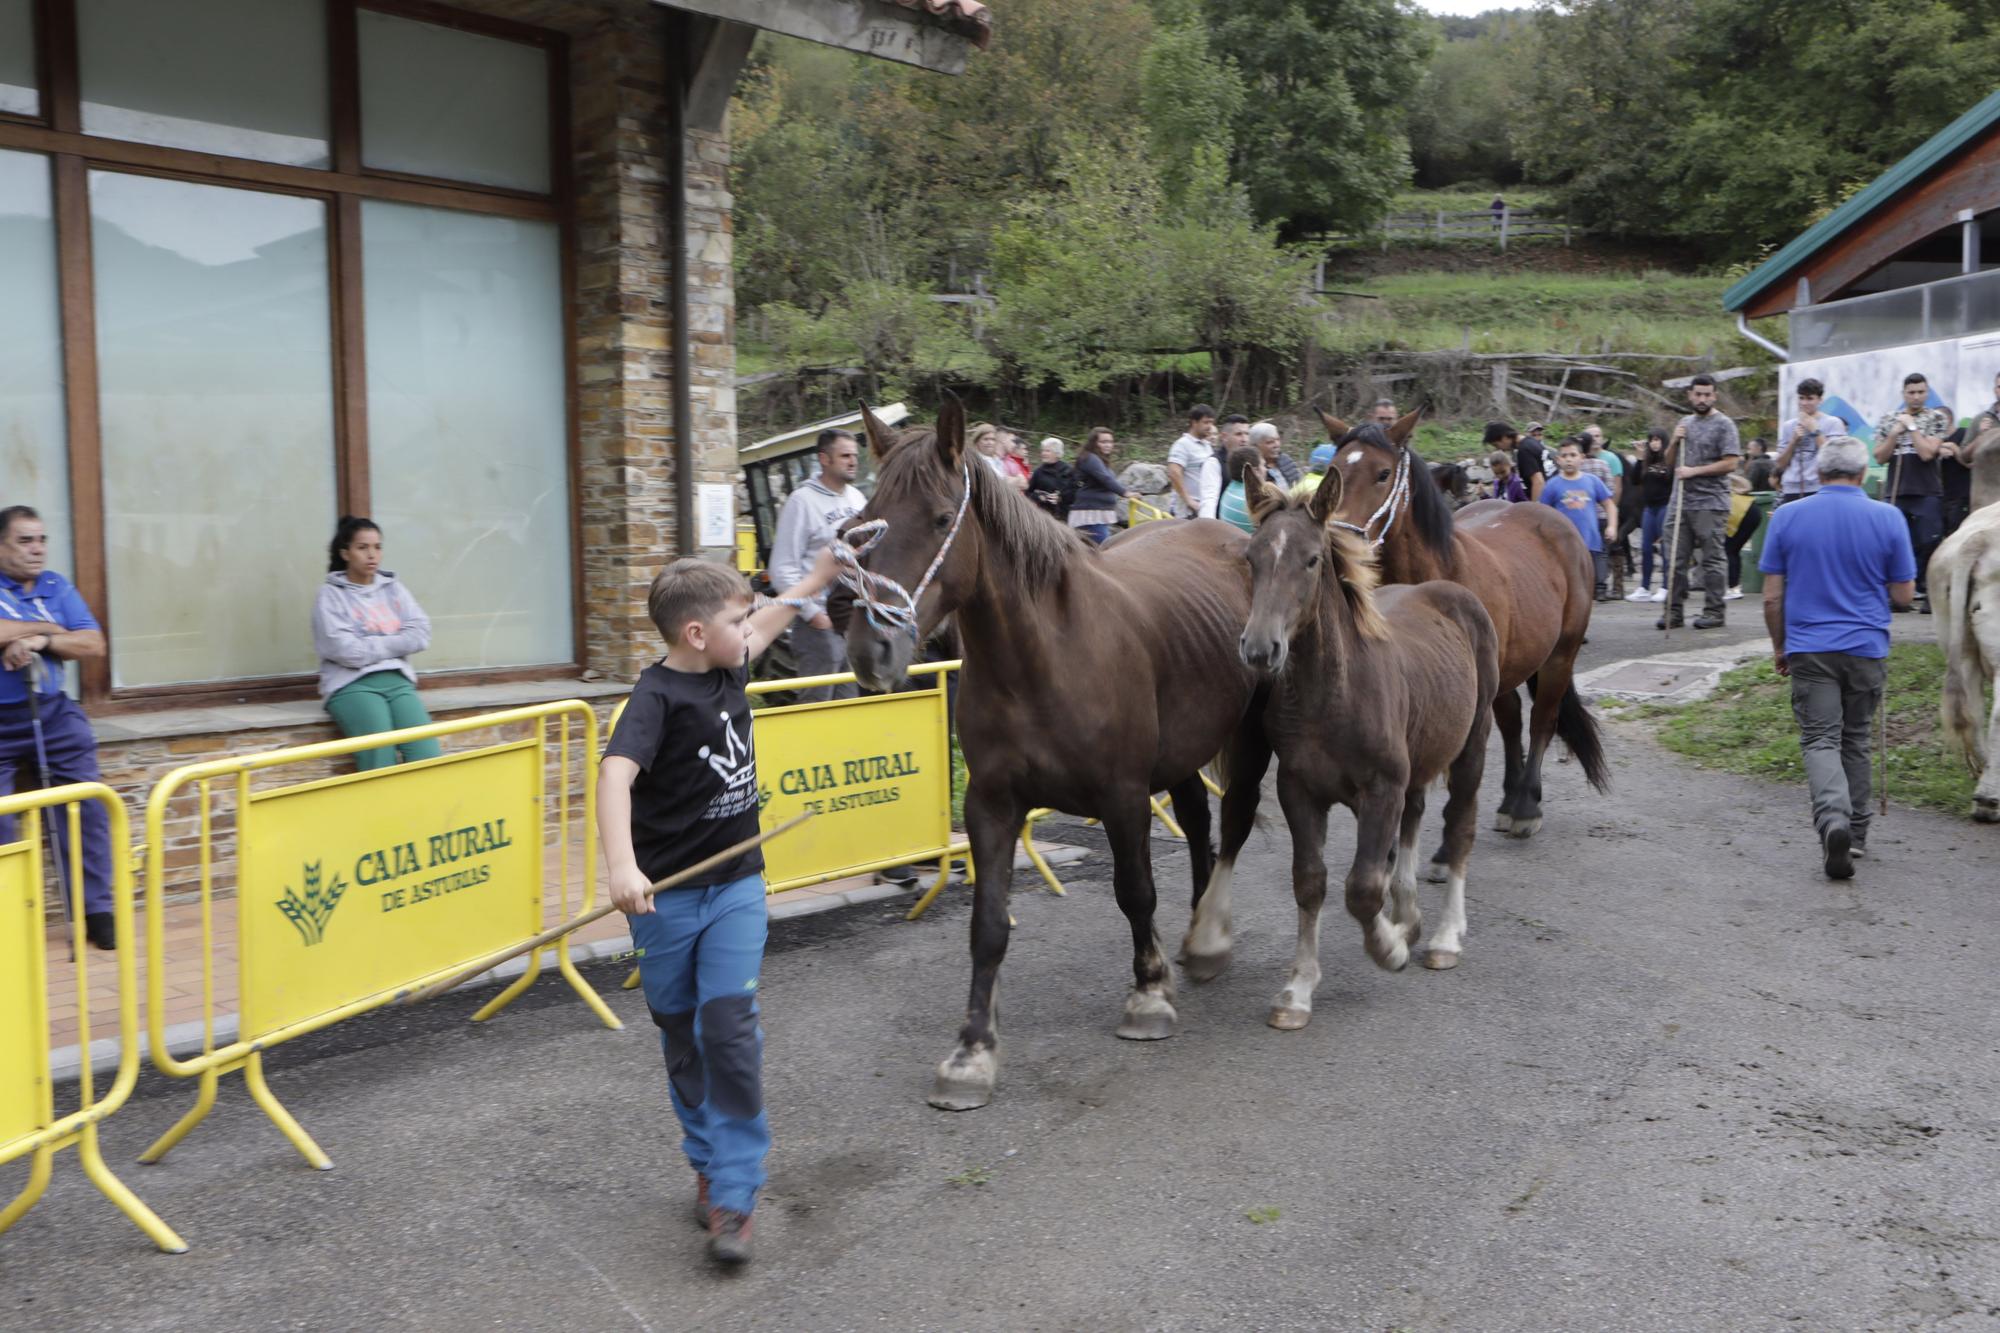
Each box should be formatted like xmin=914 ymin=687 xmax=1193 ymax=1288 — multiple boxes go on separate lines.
xmin=1202 ymin=0 xmax=1432 ymax=236
xmin=1405 ymin=14 xmax=1533 ymax=188
xmin=988 ymin=139 xmax=1313 ymax=394
xmin=1140 ymin=0 xmax=1244 ymax=210
xmin=1524 ymin=0 xmax=2000 ymax=260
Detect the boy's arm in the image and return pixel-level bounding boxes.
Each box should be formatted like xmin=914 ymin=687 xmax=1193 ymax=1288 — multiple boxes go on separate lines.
xmin=745 ymin=544 xmax=841 ymax=660
xmin=598 ymin=756 xmax=655 ymax=914
xmin=1599 ymin=494 xmax=1618 ymax=540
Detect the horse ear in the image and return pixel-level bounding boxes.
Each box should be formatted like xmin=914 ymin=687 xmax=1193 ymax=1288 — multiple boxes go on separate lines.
xmin=1317 ymin=408 xmax=1351 ymax=439
xmin=1388 ymin=405 xmax=1425 ymax=446
xmin=858 ymin=401 xmax=898 ymax=461
xmin=1244 ymin=465 xmax=1280 ymax=523
xmin=935 ymin=393 xmax=967 ymax=468
xmin=1308 ymin=461 xmax=1345 ymax=525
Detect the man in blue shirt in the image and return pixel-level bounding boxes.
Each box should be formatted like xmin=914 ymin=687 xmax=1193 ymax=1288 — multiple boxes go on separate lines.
xmin=1758 ymin=438 xmax=1917 ymax=880
xmin=0 ymin=506 xmax=115 ymax=948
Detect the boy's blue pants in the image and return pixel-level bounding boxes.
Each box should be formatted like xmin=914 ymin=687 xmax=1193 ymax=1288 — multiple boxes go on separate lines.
xmin=628 ymin=873 xmax=770 ymax=1214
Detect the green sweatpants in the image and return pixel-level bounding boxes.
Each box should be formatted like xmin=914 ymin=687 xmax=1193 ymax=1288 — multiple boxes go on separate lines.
xmin=325 ymin=670 xmax=442 ymax=771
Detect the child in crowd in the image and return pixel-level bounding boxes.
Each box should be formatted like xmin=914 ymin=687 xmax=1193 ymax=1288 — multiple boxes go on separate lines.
xmin=1542 ymin=439 xmax=1617 ymax=600
xmin=598 ymin=546 xmax=840 ymax=1266
xmin=1487 ymin=450 xmax=1527 ymax=502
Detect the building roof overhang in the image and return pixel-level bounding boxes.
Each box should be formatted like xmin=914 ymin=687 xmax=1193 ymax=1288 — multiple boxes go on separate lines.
xmin=655 ymin=0 xmax=988 ymax=74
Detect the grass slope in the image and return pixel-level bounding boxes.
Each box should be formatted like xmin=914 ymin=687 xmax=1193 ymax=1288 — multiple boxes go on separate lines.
xmin=1652 ymin=643 xmax=1976 ymax=818
xmin=1321 ymin=271 xmax=1738 ymax=358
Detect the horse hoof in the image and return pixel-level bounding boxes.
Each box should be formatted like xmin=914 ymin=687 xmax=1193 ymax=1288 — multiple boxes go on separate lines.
xmin=1491 ymin=812 xmax=1515 ymax=834
xmin=1506 ymin=816 xmax=1542 ymax=839
xmin=1267 ymin=1006 xmax=1311 ymax=1030
xmin=1424 ymin=950 xmax=1461 ymax=971
xmin=926 ymin=1048 xmax=997 ymax=1111
xmin=1422 ymin=860 xmax=1450 ymax=884
xmin=1116 ymin=990 xmax=1178 ymax=1041
xmin=1180 ymin=948 xmax=1233 ymax=984
xmin=1368 ymin=940 xmax=1411 ymax=973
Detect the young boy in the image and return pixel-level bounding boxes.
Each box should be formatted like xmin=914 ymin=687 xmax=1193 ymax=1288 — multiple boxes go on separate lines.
xmin=1486 ymin=450 xmax=1527 ymax=502
xmin=1542 ymin=438 xmax=1617 ymax=600
xmin=599 ymin=546 xmax=840 ymax=1265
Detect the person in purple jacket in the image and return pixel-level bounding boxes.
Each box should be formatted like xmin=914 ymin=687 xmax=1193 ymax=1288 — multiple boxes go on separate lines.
xmin=313 ymin=516 xmax=442 ymax=770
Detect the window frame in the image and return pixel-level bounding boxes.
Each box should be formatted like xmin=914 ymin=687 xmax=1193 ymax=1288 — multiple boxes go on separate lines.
xmin=0 ymin=0 xmax=580 ymax=711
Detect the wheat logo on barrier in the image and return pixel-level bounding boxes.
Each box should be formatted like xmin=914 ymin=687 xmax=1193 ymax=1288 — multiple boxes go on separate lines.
xmin=276 ymin=861 xmax=349 ymax=946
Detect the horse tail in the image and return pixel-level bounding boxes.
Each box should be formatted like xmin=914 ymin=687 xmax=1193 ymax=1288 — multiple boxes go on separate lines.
xmin=1555 ymin=681 xmax=1612 ymax=793
xmin=1937 ymin=533 xmax=1988 ymax=775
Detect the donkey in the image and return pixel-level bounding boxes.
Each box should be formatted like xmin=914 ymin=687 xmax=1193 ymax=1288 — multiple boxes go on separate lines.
xmin=1934 ymin=502 xmax=2000 ymax=822
xmin=1182 ymin=465 xmax=1500 ymax=1028
xmin=843 ymin=397 xmax=1262 ymax=1109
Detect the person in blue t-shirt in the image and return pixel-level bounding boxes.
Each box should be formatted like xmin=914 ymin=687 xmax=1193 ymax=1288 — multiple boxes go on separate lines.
xmin=1541 ymin=440 xmax=1617 ymax=600
xmin=0 ymin=505 xmax=115 ymax=949
xmin=1757 ymin=436 xmax=1917 ymax=880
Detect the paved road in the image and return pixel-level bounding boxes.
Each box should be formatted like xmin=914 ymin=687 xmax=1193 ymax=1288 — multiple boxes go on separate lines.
xmin=6 ymin=603 xmax=1988 ymax=1333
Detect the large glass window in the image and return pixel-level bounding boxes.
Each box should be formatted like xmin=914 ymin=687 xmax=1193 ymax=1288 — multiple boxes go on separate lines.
xmin=78 ymin=0 xmax=330 ymax=167
xmin=0 ymin=0 xmax=36 ymax=117
xmin=361 ymin=201 xmax=570 ymax=670
xmin=0 ymin=151 xmax=70 ymax=579
xmin=91 ymin=172 xmax=337 ymax=686
xmin=359 ymin=9 xmax=551 ymax=192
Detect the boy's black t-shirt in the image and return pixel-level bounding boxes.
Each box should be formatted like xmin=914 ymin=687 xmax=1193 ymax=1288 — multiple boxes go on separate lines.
xmin=605 ymin=662 xmax=765 ymax=889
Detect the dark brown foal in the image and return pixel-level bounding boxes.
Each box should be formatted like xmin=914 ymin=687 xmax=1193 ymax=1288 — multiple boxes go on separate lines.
xmin=1318 ymin=411 xmax=1608 ymax=852
xmin=1183 ymin=465 xmax=1499 ymax=1028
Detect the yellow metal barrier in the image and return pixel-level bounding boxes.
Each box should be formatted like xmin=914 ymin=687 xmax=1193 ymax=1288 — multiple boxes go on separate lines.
xmin=139 ymin=702 xmax=615 ymax=1172
xmin=1 ymin=784 xmax=184 ymax=1253
xmin=1128 ymin=496 xmax=1171 ymax=526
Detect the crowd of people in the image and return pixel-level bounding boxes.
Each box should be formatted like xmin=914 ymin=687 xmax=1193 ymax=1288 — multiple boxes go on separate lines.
xmin=1470 ymin=370 xmax=1990 ymax=623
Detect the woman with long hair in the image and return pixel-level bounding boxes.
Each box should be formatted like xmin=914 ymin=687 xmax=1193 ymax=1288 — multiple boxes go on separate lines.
xmin=313 ymin=516 xmax=442 ymax=770
xmin=1626 ymin=429 xmax=1676 ymax=603
xmin=1067 ymin=426 xmax=1127 ymax=545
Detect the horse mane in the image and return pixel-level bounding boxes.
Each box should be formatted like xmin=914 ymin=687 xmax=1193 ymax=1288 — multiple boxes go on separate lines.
xmin=1344 ymin=424 xmax=1457 ymax=571
xmin=872 ymin=424 xmax=1085 ymax=589
xmin=1253 ymin=482 xmax=1390 ymax=642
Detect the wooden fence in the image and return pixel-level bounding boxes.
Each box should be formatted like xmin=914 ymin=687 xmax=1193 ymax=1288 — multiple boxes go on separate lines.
xmin=1370 ymin=206 xmax=1574 ymax=250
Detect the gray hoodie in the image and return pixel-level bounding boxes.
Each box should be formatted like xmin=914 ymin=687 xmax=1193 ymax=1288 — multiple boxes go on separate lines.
xmin=768 ymin=473 xmax=865 ymax=617
xmin=313 ymin=571 xmax=433 ymax=698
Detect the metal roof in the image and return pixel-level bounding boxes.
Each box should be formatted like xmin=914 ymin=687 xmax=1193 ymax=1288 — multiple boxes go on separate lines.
xmin=888 ymin=0 xmax=992 ymax=48
xmin=1722 ymin=87 xmax=2000 ymax=313
xmin=738 ymin=402 xmax=910 ymax=466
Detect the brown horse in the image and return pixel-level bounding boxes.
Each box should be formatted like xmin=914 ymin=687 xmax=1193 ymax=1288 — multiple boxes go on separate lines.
xmin=1318 ymin=412 xmax=1608 ymax=851
xmin=844 ymin=398 xmax=1262 ymax=1110
xmin=1181 ymin=466 xmax=1498 ymax=1026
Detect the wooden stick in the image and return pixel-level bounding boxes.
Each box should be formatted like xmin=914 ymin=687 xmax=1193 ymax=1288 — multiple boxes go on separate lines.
xmin=403 ymin=812 xmax=814 ymax=1005
xmin=1664 ymin=429 xmax=1686 ymax=642
xmin=1880 ymin=448 xmax=1905 ymax=818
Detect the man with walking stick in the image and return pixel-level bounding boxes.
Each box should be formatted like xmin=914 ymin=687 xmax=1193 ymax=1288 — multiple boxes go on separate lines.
xmin=1757 ymin=437 xmax=1915 ymax=879
xmin=1657 ymin=374 xmax=1741 ymax=631
xmin=1873 ymin=372 xmax=1954 ymax=614
xmin=0 ymin=505 xmax=114 ymax=949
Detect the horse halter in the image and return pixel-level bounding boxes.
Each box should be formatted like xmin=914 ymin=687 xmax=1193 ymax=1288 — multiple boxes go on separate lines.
xmin=1329 ymin=446 xmax=1411 ymax=550
xmin=828 ymin=460 xmax=974 ymax=640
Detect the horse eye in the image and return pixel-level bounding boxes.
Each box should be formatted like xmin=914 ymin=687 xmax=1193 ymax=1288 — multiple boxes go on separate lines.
xmin=934 ymin=511 xmax=953 ymax=532
xmin=1306 ymin=554 xmax=1321 ymax=569
xmin=1377 ymin=468 xmax=1391 ymax=483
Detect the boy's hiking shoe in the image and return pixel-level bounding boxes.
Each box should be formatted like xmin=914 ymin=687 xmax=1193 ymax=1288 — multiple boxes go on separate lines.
xmin=707 ymin=1208 xmax=754 ymax=1265
xmin=693 ymin=1173 xmax=711 ymax=1229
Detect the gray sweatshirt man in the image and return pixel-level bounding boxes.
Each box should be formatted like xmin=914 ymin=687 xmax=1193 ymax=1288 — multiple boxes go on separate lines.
xmin=769 ymin=433 xmax=866 ymax=701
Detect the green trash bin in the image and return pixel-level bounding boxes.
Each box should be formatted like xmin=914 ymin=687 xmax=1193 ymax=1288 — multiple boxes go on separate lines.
xmin=1739 ymin=491 xmax=1778 ymax=594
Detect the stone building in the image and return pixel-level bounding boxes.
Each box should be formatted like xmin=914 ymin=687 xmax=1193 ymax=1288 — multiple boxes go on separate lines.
xmin=0 ymin=0 xmax=990 ymax=903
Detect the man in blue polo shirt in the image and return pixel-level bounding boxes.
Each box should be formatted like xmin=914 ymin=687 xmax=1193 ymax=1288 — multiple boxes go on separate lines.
xmin=0 ymin=505 xmax=115 ymax=949
xmin=1758 ymin=438 xmax=1916 ymax=881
